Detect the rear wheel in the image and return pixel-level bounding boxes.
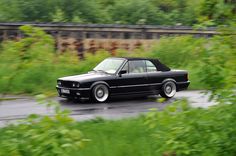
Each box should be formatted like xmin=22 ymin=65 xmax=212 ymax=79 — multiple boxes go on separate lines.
xmin=160 ymin=81 xmax=176 ymax=98
xmin=92 ymin=84 xmax=109 ymax=102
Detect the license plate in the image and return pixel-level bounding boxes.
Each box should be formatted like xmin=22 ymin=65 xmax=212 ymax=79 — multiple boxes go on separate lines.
xmin=61 ymin=89 xmax=70 ymax=94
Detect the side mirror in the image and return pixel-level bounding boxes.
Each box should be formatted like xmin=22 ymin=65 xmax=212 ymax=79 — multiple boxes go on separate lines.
xmin=118 ymin=70 xmax=127 ymax=76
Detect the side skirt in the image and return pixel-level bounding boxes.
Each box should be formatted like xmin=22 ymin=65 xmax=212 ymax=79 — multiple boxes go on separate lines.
xmin=110 ymin=90 xmax=160 ymax=97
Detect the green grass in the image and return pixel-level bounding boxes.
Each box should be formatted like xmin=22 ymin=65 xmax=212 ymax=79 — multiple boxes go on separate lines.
xmin=64 ymin=100 xmax=236 ymax=156
xmin=0 ymin=98 xmax=235 ymax=156
xmin=73 ymin=117 xmax=156 ymax=156
xmin=0 ymin=26 xmax=235 ymax=156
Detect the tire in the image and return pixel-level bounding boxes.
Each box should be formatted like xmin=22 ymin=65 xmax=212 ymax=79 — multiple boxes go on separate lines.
xmin=92 ymin=84 xmax=109 ymax=102
xmin=160 ymin=81 xmax=177 ymax=98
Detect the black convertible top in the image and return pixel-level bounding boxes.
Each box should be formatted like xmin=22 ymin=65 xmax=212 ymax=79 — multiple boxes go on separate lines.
xmin=113 ymin=57 xmax=170 ymax=71
xmin=149 ymin=59 xmax=170 ymax=71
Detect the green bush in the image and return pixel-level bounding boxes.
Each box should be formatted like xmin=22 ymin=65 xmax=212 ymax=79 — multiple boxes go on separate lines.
xmin=197 ymin=26 xmax=236 ymax=102
xmin=0 ymin=25 xmax=111 ymax=95
xmin=149 ymin=36 xmax=209 ymax=89
xmin=150 ymin=36 xmax=205 ymax=68
xmin=0 ymin=99 xmax=235 ymax=156
xmin=150 ymin=27 xmax=235 ymax=91
xmin=144 ymin=99 xmax=236 ymax=156
xmin=0 ymin=95 xmax=88 ymax=156
xmin=0 ymin=25 xmax=235 ymax=94
xmin=0 ymin=25 xmax=235 ymax=156
xmin=143 ymin=25 xmax=236 ymax=156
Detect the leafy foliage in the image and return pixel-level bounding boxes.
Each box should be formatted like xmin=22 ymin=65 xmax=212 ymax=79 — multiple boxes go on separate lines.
xmin=0 ymin=25 xmax=111 ymax=95
xmin=144 ymin=99 xmax=236 ymax=156
xmin=0 ymin=95 xmax=88 ymax=156
xmin=197 ymin=25 xmax=236 ymax=102
xmin=149 ymin=25 xmax=236 ymax=91
xmin=0 ymin=25 xmax=235 ymax=156
xmin=151 ymin=36 xmax=205 ymax=67
xmin=144 ymin=24 xmax=236 ymax=156
xmin=0 ymin=0 xmax=235 ymax=26
xmin=2 ymin=99 xmax=235 ymax=156
xmin=1 ymin=25 xmax=235 ymax=94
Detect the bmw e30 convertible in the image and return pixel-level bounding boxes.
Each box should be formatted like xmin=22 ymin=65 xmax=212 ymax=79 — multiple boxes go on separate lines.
xmin=56 ymin=57 xmax=190 ymax=102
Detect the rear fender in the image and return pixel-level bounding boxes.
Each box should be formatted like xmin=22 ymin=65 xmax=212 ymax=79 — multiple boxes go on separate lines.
xmin=161 ymin=78 xmax=176 ymax=85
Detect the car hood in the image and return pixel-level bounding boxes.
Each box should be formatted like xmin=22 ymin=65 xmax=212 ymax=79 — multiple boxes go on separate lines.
xmin=58 ymin=72 xmax=110 ymax=82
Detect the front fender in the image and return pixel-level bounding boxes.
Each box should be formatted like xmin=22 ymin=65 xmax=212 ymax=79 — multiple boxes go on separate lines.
xmin=90 ymin=81 xmax=110 ymax=89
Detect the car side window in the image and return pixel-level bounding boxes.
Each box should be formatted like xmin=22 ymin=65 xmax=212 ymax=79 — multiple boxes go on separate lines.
xmin=129 ymin=60 xmax=146 ymax=73
xmin=145 ymin=60 xmax=157 ymax=72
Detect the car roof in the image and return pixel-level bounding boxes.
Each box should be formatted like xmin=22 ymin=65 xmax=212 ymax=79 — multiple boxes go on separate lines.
xmin=109 ymin=57 xmax=156 ymax=61
xmin=108 ymin=57 xmax=171 ymax=71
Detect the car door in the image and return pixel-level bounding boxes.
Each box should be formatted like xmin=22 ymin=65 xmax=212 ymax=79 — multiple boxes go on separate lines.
xmin=145 ymin=60 xmax=168 ymax=92
xmin=113 ymin=60 xmax=149 ymax=95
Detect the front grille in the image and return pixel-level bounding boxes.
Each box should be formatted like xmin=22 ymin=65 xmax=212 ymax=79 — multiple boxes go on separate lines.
xmin=59 ymin=81 xmax=78 ymax=88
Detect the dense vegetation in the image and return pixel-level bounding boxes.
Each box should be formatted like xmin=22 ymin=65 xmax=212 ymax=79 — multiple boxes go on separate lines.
xmin=0 ymin=0 xmax=235 ymax=26
xmin=151 ymin=25 xmax=236 ymax=92
xmin=0 ymin=98 xmax=235 ymax=155
xmin=0 ymin=25 xmax=110 ymax=95
xmin=0 ymin=25 xmax=235 ymax=95
xmin=0 ymin=95 xmax=89 ymax=156
xmin=0 ymin=24 xmax=235 ymax=155
xmin=76 ymin=99 xmax=236 ymax=156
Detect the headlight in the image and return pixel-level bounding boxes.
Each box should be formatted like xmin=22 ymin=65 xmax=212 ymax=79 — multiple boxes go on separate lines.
xmin=57 ymin=80 xmax=62 ymax=86
xmin=72 ymin=82 xmax=80 ymax=88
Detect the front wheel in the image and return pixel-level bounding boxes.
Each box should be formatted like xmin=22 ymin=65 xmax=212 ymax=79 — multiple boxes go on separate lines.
xmin=160 ymin=81 xmax=176 ymax=98
xmin=92 ymin=84 xmax=109 ymax=102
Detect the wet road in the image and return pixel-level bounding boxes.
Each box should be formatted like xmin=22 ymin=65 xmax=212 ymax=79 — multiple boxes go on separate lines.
xmin=0 ymin=90 xmax=215 ymax=126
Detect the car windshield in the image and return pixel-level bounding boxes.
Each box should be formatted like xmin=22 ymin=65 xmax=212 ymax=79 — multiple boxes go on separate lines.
xmin=93 ymin=58 xmax=125 ymax=74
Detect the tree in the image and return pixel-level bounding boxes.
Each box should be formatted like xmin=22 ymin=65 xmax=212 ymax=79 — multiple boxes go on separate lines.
xmin=52 ymin=8 xmax=67 ymax=22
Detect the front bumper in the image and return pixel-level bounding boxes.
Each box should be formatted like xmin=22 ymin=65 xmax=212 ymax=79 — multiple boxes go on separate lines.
xmin=56 ymin=86 xmax=91 ymax=100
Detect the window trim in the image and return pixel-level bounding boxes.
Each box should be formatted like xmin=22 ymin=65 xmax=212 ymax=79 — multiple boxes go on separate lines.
xmin=115 ymin=59 xmax=128 ymax=75
xmin=120 ymin=61 xmax=129 ymax=74
xmin=145 ymin=60 xmax=158 ymax=73
xmin=117 ymin=59 xmax=161 ymax=76
xmin=128 ymin=60 xmax=147 ymax=74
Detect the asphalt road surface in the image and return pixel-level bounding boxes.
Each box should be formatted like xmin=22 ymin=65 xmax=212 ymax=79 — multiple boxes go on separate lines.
xmin=0 ymin=90 xmax=216 ymax=126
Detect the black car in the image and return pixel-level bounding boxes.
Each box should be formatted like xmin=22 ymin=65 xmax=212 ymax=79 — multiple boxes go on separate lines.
xmin=56 ymin=57 xmax=190 ymax=102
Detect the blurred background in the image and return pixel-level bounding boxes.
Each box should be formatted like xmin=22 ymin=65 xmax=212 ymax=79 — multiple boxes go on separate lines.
xmin=0 ymin=0 xmax=235 ymax=155
xmin=0 ymin=0 xmax=235 ymax=25
xmin=0 ymin=0 xmax=235 ymax=95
